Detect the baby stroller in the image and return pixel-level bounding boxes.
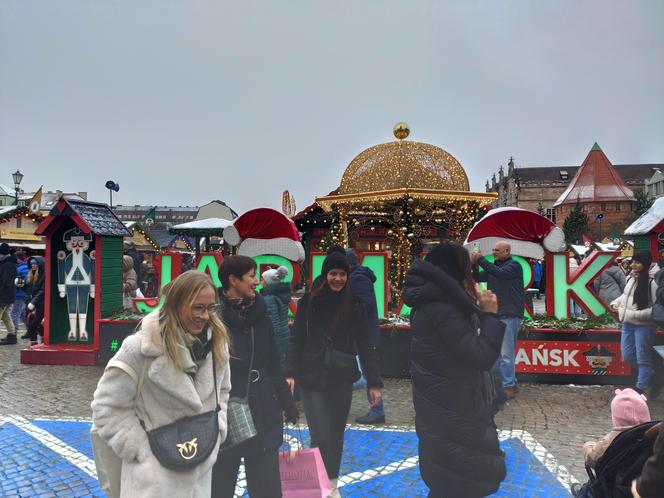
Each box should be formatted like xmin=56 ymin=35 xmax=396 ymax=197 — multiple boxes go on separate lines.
xmin=573 ymin=421 xmax=660 ymax=498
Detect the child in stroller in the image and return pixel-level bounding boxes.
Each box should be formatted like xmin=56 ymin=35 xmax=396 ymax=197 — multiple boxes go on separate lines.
xmin=572 ymin=388 xmax=657 ymax=498
xmin=583 ymin=388 xmax=651 ymax=468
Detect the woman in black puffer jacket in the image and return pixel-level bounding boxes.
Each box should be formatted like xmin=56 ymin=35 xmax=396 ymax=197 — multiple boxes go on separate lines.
xmin=402 ymin=241 xmax=506 ymax=498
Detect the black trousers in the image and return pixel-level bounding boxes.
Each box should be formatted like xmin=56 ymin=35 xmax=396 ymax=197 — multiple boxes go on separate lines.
xmin=301 ymin=382 xmax=353 ymax=479
xmin=211 ymin=445 xmax=281 ymax=498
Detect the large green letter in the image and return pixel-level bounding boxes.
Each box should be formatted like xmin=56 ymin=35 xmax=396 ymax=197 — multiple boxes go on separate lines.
xmin=545 ymin=251 xmax=619 ymax=319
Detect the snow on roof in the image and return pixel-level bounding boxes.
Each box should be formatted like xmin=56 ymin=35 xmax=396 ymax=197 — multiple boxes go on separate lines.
xmin=169 ymin=217 xmax=233 ymax=235
xmin=571 ymin=244 xmax=590 ymax=256
xmin=595 ymin=242 xmax=620 ymax=251
xmin=624 ymin=197 xmax=664 ymax=235
xmin=0 ymin=184 xmax=15 ymax=196
xmin=0 ymin=206 xmax=18 ymax=216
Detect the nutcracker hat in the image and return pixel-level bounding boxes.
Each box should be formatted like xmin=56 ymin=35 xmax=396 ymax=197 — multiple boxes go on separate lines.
xmin=223 ymin=208 xmax=305 ymax=263
xmin=63 ymin=227 xmax=92 ymax=242
xmin=464 ymin=207 xmax=566 ymax=259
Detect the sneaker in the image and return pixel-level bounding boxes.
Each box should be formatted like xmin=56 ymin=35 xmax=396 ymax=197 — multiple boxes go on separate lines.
xmin=504 ymin=387 xmax=517 ymax=400
xmin=570 ymin=482 xmax=584 ymax=497
xmin=0 ymin=334 xmax=17 ymax=345
xmin=355 ymin=413 xmax=386 ymax=425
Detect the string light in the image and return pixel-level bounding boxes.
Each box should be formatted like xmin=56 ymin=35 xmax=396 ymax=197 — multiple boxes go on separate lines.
xmin=304 ymin=125 xmax=497 ymax=285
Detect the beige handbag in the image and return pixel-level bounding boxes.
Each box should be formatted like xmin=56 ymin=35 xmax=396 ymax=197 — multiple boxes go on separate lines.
xmin=91 ymin=358 xmax=147 ymax=498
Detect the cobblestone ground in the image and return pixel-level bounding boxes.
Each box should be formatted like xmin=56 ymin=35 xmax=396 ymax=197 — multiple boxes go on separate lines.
xmin=2 ymin=318 xmax=664 ymax=496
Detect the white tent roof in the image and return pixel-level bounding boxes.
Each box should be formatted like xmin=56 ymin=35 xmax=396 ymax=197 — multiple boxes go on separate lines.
xmin=624 ymin=197 xmax=664 ymax=235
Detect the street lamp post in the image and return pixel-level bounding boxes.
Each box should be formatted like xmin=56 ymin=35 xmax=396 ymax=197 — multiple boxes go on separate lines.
xmin=12 ymin=170 xmax=23 ymax=205
xmin=12 ymin=170 xmax=24 ymax=228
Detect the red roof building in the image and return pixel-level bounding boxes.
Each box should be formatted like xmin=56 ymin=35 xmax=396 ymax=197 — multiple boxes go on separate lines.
xmin=554 ymin=143 xmax=635 ymax=239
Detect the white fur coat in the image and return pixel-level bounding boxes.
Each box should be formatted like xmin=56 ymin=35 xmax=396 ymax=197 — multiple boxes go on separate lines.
xmin=91 ymin=311 xmax=231 ymax=498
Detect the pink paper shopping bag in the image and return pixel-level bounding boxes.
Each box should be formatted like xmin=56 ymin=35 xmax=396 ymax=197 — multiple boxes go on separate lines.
xmin=279 ymin=447 xmax=333 ymax=498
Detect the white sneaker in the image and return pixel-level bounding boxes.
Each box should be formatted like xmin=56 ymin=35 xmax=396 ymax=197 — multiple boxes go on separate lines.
xmin=328 ymin=479 xmax=340 ymax=498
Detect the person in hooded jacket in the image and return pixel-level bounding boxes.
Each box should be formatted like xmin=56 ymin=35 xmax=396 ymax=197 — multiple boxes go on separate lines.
xmin=345 ymin=247 xmax=386 ymax=425
xmin=403 ymin=241 xmax=506 ymax=498
xmin=285 ymin=251 xmax=383 ymax=497
xmin=122 ymin=255 xmax=138 ymax=310
xmin=12 ymin=250 xmax=29 ymax=337
xmin=212 ymin=255 xmax=298 ymax=498
xmin=594 ymin=261 xmax=626 ymax=307
xmin=24 ymin=256 xmax=46 ymax=346
xmin=0 ymin=243 xmax=17 ymax=345
xmin=260 ymin=265 xmax=291 ymax=369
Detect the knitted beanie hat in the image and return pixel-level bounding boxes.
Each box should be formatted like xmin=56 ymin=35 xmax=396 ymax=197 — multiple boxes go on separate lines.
xmin=0 ymin=243 xmax=10 ymax=255
xmin=321 ymin=251 xmax=350 ymax=276
xmin=262 ymin=266 xmax=289 ymax=285
xmin=632 ymin=251 xmax=652 ymax=268
xmin=611 ymin=388 xmax=651 ymax=427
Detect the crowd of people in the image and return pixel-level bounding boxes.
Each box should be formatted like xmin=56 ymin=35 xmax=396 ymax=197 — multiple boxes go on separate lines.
xmin=1 ymin=237 xmax=662 ymax=497
xmin=92 ymin=250 xmax=383 ymax=498
xmin=0 ymin=243 xmax=46 ymax=346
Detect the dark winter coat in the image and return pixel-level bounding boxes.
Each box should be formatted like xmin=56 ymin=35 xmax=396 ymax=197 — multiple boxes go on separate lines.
xmin=261 ymin=282 xmax=291 ymax=368
xmin=636 ymin=424 xmax=664 ymax=498
xmin=25 ymin=257 xmax=46 ymax=338
xmin=285 ymin=287 xmax=383 ymax=391
xmin=475 ymin=256 xmax=524 ymax=318
xmin=0 ymin=253 xmax=17 ymax=305
xmin=15 ymin=260 xmax=29 ymax=300
xmin=25 ymin=257 xmax=46 ymax=309
xmin=348 ymin=265 xmax=381 ymax=347
xmin=219 ymin=294 xmax=295 ymax=453
xmin=403 ymin=259 xmax=507 ymax=498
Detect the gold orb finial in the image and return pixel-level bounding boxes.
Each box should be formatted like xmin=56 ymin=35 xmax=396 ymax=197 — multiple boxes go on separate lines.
xmin=393 ymin=122 xmax=410 ymax=140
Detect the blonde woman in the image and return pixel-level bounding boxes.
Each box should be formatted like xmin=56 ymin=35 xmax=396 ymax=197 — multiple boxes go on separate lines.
xmin=92 ymin=270 xmax=231 ymax=497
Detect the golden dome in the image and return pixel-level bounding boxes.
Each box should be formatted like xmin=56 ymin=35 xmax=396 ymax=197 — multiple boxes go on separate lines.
xmin=339 ymin=139 xmax=470 ymax=195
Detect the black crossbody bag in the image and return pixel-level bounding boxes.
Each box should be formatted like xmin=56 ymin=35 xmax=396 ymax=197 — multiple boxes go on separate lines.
xmin=140 ymin=351 xmax=221 ymax=471
xmin=310 ymin=312 xmax=360 ymax=383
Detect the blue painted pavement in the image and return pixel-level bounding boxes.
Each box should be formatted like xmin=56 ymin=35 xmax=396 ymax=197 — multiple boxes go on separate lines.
xmin=0 ymin=419 xmax=573 ymax=497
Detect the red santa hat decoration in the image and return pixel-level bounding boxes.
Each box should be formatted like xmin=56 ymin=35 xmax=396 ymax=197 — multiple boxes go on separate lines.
xmin=464 ymin=207 xmax=566 ymax=259
xmin=223 ymin=208 xmax=305 ymax=263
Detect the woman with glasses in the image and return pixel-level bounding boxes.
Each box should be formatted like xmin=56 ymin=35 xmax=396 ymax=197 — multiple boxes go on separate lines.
xmin=91 ymin=270 xmax=232 ymax=497
xmin=212 ymin=255 xmax=298 ymax=498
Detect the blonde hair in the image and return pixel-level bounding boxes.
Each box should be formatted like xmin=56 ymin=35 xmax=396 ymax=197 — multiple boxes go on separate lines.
xmin=158 ymin=270 xmax=229 ymax=369
xmin=27 ymin=266 xmax=40 ymax=285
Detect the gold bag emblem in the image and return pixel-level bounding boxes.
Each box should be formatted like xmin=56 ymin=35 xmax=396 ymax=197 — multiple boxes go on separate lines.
xmin=176 ymin=437 xmax=198 ymax=460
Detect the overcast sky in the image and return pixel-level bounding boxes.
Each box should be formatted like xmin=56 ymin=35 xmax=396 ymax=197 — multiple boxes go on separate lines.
xmin=1 ymin=1 xmax=663 ymax=214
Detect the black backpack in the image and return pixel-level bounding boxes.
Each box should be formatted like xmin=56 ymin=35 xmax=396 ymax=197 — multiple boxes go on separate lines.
xmin=577 ymin=421 xmax=660 ymax=498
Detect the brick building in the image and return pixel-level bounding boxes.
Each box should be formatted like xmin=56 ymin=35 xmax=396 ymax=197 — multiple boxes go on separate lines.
xmin=553 ymin=144 xmax=637 ymax=240
xmin=486 ymin=148 xmax=662 ymax=230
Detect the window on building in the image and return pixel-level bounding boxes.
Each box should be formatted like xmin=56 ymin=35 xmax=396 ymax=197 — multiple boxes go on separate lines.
xmin=559 ymin=170 xmax=568 ymax=180
xmin=616 ymin=202 xmax=621 ymax=211
xmin=546 ymin=208 xmax=556 ymax=223
xmin=600 ymin=202 xmax=606 ymax=211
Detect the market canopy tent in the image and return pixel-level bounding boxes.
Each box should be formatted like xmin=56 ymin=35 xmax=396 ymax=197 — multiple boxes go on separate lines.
xmin=169 ymin=217 xmax=233 ymax=256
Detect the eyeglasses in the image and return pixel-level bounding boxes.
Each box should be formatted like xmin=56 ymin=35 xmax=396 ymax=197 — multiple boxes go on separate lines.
xmin=191 ymin=304 xmax=221 ymax=315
